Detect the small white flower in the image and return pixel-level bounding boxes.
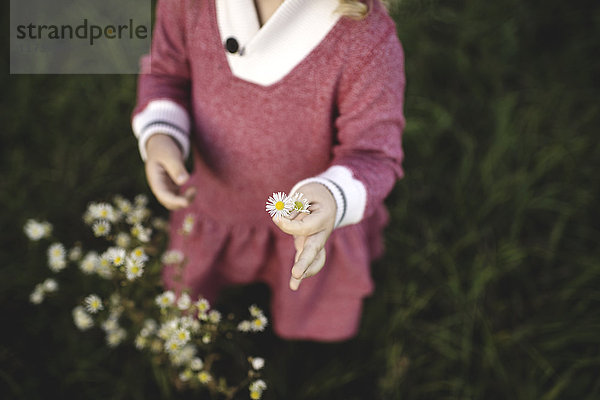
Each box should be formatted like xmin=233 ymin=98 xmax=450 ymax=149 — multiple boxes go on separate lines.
xmin=114 ymin=196 xmax=133 ymax=214
xmin=115 ymin=232 xmax=131 ymax=248
xmin=251 ymin=315 xmax=268 ymax=332
xmin=92 ymin=220 xmax=111 ymax=237
xmin=177 ymin=293 xmax=192 ymax=310
xmin=161 ymin=249 xmax=184 ymax=265
xmin=134 ymin=334 xmax=147 ymax=349
xmin=250 ymin=379 xmax=267 ymax=392
xmin=89 ymin=202 xmax=119 ymax=222
xmin=134 ymin=194 xmax=148 ymax=207
xmin=24 ymin=219 xmax=52 ymax=241
xmin=42 ymin=278 xmax=58 ymax=292
xmin=143 ymin=319 xmax=158 ymax=334
xmin=249 ymin=379 xmax=267 ymax=399
xmin=84 ymin=294 xmax=104 ymax=314
xmin=251 ymin=357 xmax=265 ymax=371
xmin=68 ymin=245 xmax=82 ymax=261
xmin=197 ymin=371 xmax=212 ymax=384
xmin=106 ymin=327 xmax=127 ymax=347
xmin=237 ymin=320 xmax=252 ymax=332
xmin=201 ymin=334 xmax=211 ymax=344
xmin=131 ymin=223 xmax=151 ymax=242
xmin=179 ymin=370 xmax=193 ymax=382
xmin=208 ymin=310 xmax=221 ymax=324
xmin=130 ymin=247 xmax=148 ymax=263
xmin=47 ymin=243 xmax=67 ymax=272
xmin=182 ymin=214 xmax=196 ymax=235
xmin=29 ymin=285 xmax=45 ymax=304
xmin=101 ymin=312 xmax=120 ymax=332
xmin=156 ymin=291 xmax=176 ymax=309
xmin=165 ymin=338 xmax=182 ymax=354
xmin=79 ymin=251 xmax=99 ymax=274
xmin=125 ymin=257 xmax=144 ymax=280
xmin=190 ymin=357 xmax=204 ymax=371
xmin=249 ymin=304 xmax=263 ymax=318
xmin=172 ymin=327 xmax=191 ymax=345
xmin=195 ymin=298 xmax=210 ymax=313
xmin=72 ymin=306 xmax=94 ymax=330
xmin=290 ymin=192 xmax=311 ymax=213
xmin=152 ymin=217 xmax=168 ymax=230
xmin=107 ymin=247 xmax=126 ymax=267
xmin=265 ymin=192 xmax=293 ymax=220
xmin=171 ymin=344 xmax=196 ymax=366
xmin=96 ymin=255 xmax=113 ymax=279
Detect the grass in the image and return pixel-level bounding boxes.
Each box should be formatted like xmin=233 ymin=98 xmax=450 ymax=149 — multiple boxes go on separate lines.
xmin=1 ymin=0 xmax=599 ymax=399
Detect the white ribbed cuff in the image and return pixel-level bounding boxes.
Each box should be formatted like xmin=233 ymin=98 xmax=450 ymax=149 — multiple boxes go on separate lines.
xmin=290 ymin=165 xmax=367 ymax=228
xmin=132 ymin=100 xmax=191 ymax=161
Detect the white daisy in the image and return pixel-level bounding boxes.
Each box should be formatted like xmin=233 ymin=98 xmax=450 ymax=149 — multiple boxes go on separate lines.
xmin=161 ymin=249 xmax=185 ymax=265
xmin=208 ymin=310 xmax=222 ymax=324
xmin=42 ymin=278 xmax=58 ymax=292
xmin=72 ymin=306 xmax=94 ymax=330
xmin=250 ymin=380 xmax=267 ymax=392
xmin=250 ymin=315 xmax=268 ymax=332
xmin=237 ymin=320 xmax=252 ymax=332
xmin=171 ymin=344 xmax=197 ymax=366
xmin=107 ymin=247 xmax=126 ymax=267
xmin=130 ymin=247 xmax=148 ymax=263
xmin=79 ymin=251 xmax=99 ymax=274
xmin=131 ymin=223 xmax=151 ymax=242
xmin=190 ymin=357 xmax=204 ymax=371
xmin=106 ymin=327 xmax=127 ymax=347
xmin=134 ymin=194 xmax=148 ymax=207
xmin=84 ymin=294 xmax=104 ymax=314
xmin=89 ymin=202 xmax=119 ymax=222
xmin=164 ymin=338 xmax=182 ymax=354
xmin=113 ymin=195 xmax=133 ymax=214
xmin=195 ymin=298 xmax=210 ymax=314
xmin=47 ymin=243 xmax=67 ymax=272
xmin=29 ymin=285 xmax=45 ymax=304
xmin=179 ymin=370 xmax=193 ymax=382
xmin=177 ymin=293 xmax=192 ymax=310
xmin=134 ymin=334 xmax=148 ymax=350
xmin=142 ymin=319 xmax=158 ymax=335
xmin=202 ymin=334 xmax=211 ymax=344
xmin=182 ymin=214 xmax=195 ymax=235
xmin=68 ymin=245 xmax=82 ymax=261
xmin=24 ymin=219 xmax=52 ymax=241
xmin=102 ymin=314 xmax=120 ymax=332
xmin=115 ymin=232 xmax=131 ymax=248
xmin=92 ymin=220 xmax=111 ymax=237
xmin=125 ymin=257 xmax=144 ymax=280
xmin=249 ymin=304 xmax=263 ymax=317
xmin=251 ymin=357 xmax=265 ymax=371
xmin=265 ymin=192 xmax=293 ymax=220
xmin=197 ymin=371 xmax=212 ymax=384
xmin=156 ymin=291 xmax=176 ymax=309
xmin=290 ymin=192 xmax=311 ymax=213
xmin=172 ymin=328 xmax=191 ymax=345
xmin=96 ymin=253 xmax=113 ymax=279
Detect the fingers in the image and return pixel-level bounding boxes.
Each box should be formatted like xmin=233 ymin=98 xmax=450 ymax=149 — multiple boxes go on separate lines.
xmin=145 ymin=160 xmax=194 ymax=210
xmin=289 ymin=231 xmax=328 ymax=291
xmin=274 ymin=212 xmax=327 ymax=236
xmin=289 ymin=247 xmax=326 ymax=291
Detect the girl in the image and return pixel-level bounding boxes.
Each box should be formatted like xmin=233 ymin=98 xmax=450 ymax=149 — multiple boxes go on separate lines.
xmin=132 ymin=0 xmax=405 ymax=341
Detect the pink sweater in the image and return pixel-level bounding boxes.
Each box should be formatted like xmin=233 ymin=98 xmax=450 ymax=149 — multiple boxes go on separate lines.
xmin=133 ymin=0 xmax=405 ymax=341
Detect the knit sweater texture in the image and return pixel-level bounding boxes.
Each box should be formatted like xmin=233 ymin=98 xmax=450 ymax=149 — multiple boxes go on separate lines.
xmin=133 ymin=0 xmax=405 ymax=341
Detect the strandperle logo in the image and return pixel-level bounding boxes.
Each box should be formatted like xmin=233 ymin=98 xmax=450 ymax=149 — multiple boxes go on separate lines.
xmin=10 ymin=0 xmax=151 ymax=74
xmin=15 ymin=19 xmax=148 ymax=46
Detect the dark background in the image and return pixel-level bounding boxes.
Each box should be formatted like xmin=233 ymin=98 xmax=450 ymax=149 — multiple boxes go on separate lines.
xmin=1 ymin=0 xmax=599 ymax=398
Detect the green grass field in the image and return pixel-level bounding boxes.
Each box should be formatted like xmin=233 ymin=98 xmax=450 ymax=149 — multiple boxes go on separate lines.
xmin=1 ymin=0 xmax=599 ymax=399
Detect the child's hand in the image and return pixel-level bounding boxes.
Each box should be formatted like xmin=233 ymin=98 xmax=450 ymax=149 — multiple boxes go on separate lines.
xmin=145 ymin=134 xmax=196 ymax=210
xmin=272 ymin=183 xmax=337 ymax=291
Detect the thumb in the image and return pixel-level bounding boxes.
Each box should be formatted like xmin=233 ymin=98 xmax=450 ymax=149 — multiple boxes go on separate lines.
xmin=162 ymin=156 xmax=189 ymax=186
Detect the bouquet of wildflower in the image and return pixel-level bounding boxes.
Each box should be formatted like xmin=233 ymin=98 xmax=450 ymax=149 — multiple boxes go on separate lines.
xmin=26 ymin=194 xmax=267 ymax=400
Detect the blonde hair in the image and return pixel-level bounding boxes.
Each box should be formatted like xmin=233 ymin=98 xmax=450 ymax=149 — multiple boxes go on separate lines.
xmin=336 ymin=0 xmax=371 ymax=20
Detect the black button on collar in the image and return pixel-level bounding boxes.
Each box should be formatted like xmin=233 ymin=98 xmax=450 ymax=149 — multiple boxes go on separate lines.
xmin=225 ymin=37 xmax=239 ymax=54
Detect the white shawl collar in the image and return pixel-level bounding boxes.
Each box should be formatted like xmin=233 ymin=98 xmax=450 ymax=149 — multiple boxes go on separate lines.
xmin=215 ymin=0 xmax=341 ymax=86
